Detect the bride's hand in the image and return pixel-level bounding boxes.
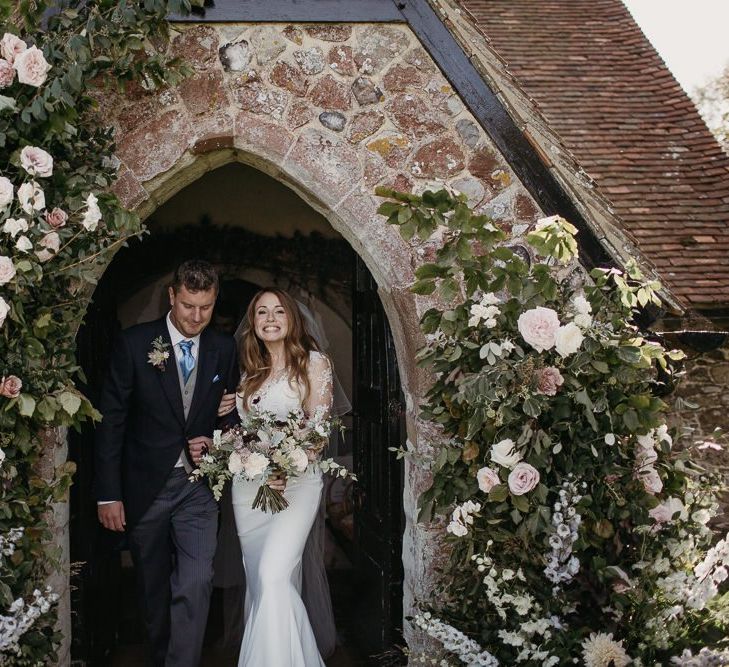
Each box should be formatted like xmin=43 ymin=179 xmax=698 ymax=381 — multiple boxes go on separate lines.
xmin=267 ymin=472 xmax=287 ymax=492
xmin=306 ymin=442 xmax=326 ymax=462
xmin=217 ymin=392 xmax=236 ymax=417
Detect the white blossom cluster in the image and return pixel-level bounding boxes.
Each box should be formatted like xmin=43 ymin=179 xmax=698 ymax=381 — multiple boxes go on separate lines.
xmin=0 ymin=527 xmax=23 ymax=560
xmin=470 ymin=549 xmax=562 ymax=665
xmin=0 ymin=587 xmax=58 ymax=656
xmin=670 ymin=648 xmax=729 ymax=666
xmin=446 ymin=500 xmax=481 ymax=537
xmin=543 ymin=477 xmax=582 ymax=587
xmin=468 ymin=293 xmax=501 ymax=329
xmin=413 ymin=612 xmax=498 ymax=666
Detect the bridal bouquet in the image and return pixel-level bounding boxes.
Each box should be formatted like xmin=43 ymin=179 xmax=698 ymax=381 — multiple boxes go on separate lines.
xmin=191 ymin=409 xmax=353 ymax=512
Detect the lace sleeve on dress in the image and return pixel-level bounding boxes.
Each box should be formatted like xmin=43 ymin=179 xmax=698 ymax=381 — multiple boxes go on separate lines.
xmin=304 ymin=351 xmax=334 ymax=422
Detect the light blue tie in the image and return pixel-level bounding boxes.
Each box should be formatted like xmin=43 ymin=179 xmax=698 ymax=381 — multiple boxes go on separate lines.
xmin=179 ymin=340 xmax=195 ymax=385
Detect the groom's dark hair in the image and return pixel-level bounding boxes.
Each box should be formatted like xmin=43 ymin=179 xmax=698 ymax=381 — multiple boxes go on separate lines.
xmin=171 ymin=259 xmax=219 ymax=294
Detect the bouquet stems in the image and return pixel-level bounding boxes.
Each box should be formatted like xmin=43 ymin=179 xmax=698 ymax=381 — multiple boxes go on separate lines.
xmin=252 ymin=484 xmax=289 ymax=513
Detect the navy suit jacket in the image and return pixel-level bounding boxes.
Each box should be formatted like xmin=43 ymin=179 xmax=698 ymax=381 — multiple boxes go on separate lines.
xmin=94 ymin=317 xmax=239 ymax=527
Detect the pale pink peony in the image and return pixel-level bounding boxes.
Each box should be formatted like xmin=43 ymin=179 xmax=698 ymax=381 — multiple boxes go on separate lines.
xmin=13 ymin=45 xmax=51 ymax=88
xmin=35 ymin=231 xmax=60 ymax=263
xmin=0 ymin=375 xmax=22 ymax=398
xmin=649 ymin=497 xmax=685 ymax=525
xmin=45 ymin=207 xmax=67 ymax=229
xmin=476 ymin=467 xmax=500 ymax=493
xmin=536 ymin=366 xmax=564 ymax=396
xmin=0 ymin=296 xmax=9 ymax=328
xmin=0 ymin=33 xmax=26 ymax=65
xmin=0 ymin=255 xmax=16 ymax=285
xmin=507 ymin=462 xmax=540 ymax=496
xmin=0 ymin=58 xmax=14 ymax=87
xmin=20 ymin=146 xmax=53 ymax=177
xmin=517 ymin=306 xmax=560 ymax=352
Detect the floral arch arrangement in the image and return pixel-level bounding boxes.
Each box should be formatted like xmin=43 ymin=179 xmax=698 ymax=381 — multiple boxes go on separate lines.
xmin=376 ymin=187 xmax=728 ymax=666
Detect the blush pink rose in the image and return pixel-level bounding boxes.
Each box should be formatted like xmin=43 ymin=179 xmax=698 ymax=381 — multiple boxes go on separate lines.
xmin=35 ymin=231 xmax=60 ymax=263
xmin=20 ymin=146 xmax=53 ymax=177
xmin=517 ymin=306 xmax=560 ymax=352
xmin=0 ymin=33 xmax=26 ymax=65
xmin=536 ymin=366 xmax=564 ymax=396
xmin=507 ymin=462 xmax=540 ymax=496
xmin=0 ymin=58 xmax=14 ymax=87
xmin=13 ymin=45 xmax=51 ymax=88
xmin=0 ymin=375 xmax=22 ymax=398
xmin=45 ymin=207 xmax=68 ymax=229
xmin=476 ymin=467 xmax=500 ymax=493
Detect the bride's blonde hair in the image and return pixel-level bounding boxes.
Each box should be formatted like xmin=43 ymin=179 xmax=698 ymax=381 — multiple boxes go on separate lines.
xmin=238 ymin=288 xmax=321 ymax=408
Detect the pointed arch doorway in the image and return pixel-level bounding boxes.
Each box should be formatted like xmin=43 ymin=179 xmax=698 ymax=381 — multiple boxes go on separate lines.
xmin=69 ymin=162 xmax=405 ymax=665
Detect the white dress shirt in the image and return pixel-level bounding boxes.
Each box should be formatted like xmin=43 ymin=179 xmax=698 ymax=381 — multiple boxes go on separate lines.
xmin=166 ymin=312 xmax=200 ymax=467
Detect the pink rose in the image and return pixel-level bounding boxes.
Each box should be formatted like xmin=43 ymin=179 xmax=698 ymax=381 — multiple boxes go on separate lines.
xmin=0 ymin=58 xmax=14 ymax=87
xmin=0 ymin=33 xmax=26 ymax=65
xmin=13 ymin=45 xmax=51 ymax=88
xmin=476 ymin=467 xmax=500 ymax=493
xmin=536 ymin=366 xmax=564 ymax=396
xmin=517 ymin=306 xmax=560 ymax=352
xmin=0 ymin=255 xmax=16 ymax=285
xmin=45 ymin=207 xmax=68 ymax=229
xmin=20 ymin=146 xmax=53 ymax=177
xmin=0 ymin=375 xmax=22 ymax=398
xmin=35 ymin=231 xmax=60 ymax=263
xmin=507 ymin=462 xmax=540 ymax=496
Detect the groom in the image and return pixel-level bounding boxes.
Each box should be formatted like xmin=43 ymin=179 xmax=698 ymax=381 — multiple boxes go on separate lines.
xmin=94 ymin=259 xmax=238 ymax=667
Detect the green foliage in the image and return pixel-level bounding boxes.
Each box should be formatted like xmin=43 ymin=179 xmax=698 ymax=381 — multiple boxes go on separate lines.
xmin=0 ymin=3 xmax=190 ymax=663
xmin=377 ymin=188 xmax=729 ymax=664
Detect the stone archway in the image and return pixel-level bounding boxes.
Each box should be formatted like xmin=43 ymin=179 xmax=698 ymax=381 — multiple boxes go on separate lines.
xmin=55 ymin=21 xmax=550 ymax=665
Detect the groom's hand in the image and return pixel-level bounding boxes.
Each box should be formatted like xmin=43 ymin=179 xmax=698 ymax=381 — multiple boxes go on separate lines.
xmin=98 ymin=501 xmax=126 ymax=532
xmin=189 ymin=436 xmax=213 ymax=464
xmin=217 ymin=392 xmax=236 ymax=417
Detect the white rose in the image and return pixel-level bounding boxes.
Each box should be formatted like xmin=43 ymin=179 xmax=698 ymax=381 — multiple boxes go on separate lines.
xmin=0 ymin=255 xmax=16 ymax=285
xmin=446 ymin=520 xmax=468 ymax=537
xmin=81 ymin=193 xmax=102 ymax=231
xmin=2 ymin=217 xmax=28 ymax=238
xmin=490 ymin=438 xmax=522 ymax=469
xmin=507 ymin=462 xmax=540 ymax=496
xmin=638 ymin=466 xmax=663 ymax=495
xmin=572 ymin=295 xmax=592 ymax=315
xmin=15 ymin=234 xmax=32 ymax=253
xmin=517 ymin=306 xmax=560 ymax=352
xmin=20 ymin=146 xmax=53 ymax=177
xmin=604 ymin=433 xmax=616 ymax=446
xmin=17 ymin=181 xmax=45 ymax=213
xmin=554 ymin=322 xmax=584 ymax=357
xmin=0 ymin=445 xmax=5 ymax=466
xmin=243 ymin=452 xmax=269 ymax=479
xmin=0 ymin=296 xmax=10 ymax=327
xmin=35 ymin=231 xmax=60 ymax=262
xmin=0 ymin=33 xmax=26 ymax=65
xmin=228 ymin=450 xmax=245 ymax=474
xmin=290 ymin=447 xmax=309 ymax=473
xmin=0 ymin=176 xmax=13 ymax=210
xmin=13 ymin=45 xmax=51 ymax=88
xmin=573 ymin=312 xmax=593 ymax=329
xmin=476 ymin=466 xmax=500 ymax=493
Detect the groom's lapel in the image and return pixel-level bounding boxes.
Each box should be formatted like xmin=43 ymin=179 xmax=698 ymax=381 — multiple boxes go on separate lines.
xmin=155 ymin=319 xmax=186 ymax=428
xmin=186 ymin=327 xmax=218 ymax=426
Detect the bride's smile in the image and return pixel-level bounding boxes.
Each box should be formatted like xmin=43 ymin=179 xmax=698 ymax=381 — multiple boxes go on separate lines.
xmin=254 ymin=292 xmax=289 ymax=344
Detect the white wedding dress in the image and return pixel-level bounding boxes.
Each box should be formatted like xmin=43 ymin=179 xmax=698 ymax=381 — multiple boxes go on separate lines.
xmin=232 ymin=351 xmax=332 ymax=667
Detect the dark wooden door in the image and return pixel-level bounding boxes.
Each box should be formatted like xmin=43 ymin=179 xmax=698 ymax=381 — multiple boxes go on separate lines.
xmin=352 ymin=256 xmax=405 ymax=659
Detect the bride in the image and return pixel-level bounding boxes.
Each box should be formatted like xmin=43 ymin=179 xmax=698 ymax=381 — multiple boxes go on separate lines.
xmin=224 ymin=288 xmax=335 ymax=667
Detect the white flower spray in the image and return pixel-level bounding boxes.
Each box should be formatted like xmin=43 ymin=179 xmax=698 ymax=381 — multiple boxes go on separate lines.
xmin=543 ymin=477 xmax=582 ymax=588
